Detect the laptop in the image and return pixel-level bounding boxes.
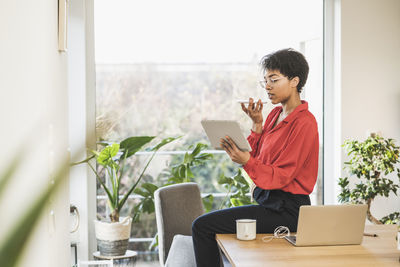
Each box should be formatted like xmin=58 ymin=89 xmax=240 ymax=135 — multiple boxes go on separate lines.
xmin=285 ymin=204 xmax=368 ymax=246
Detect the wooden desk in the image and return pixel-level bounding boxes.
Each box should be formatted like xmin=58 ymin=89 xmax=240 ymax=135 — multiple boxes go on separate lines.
xmin=216 ymin=225 xmax=399 ymax=267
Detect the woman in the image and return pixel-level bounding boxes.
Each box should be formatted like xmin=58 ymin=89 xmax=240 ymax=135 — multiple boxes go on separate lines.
xmin=192 ymin=48 xmax=319 ymax=267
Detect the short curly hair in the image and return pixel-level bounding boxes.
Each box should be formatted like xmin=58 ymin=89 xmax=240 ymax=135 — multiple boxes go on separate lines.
xmin=260 ymin=48 xmax=309 ymax=93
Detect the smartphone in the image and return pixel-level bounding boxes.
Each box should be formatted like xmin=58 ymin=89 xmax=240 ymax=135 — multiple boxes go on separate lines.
xmin=237 ymin=100 xmax=268 ymax=104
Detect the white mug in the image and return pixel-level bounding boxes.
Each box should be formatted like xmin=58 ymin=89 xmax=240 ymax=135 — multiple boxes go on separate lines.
xmin=236 ymin=219 xmax=256 ymax=240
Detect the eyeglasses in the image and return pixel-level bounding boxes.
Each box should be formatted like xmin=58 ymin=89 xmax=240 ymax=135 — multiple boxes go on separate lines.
xmin=259 ymin=77 xmax=284 ymax=88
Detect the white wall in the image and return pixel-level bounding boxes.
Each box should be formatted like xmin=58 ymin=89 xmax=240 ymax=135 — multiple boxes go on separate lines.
xmin=340 ymin=0 xmax=400 ymax=219
xmin=0 ymin=1 xmax=70 ymax=267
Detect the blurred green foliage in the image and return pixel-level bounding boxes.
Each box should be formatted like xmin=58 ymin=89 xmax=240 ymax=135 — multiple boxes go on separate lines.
xmin=0 ymin=153 xmax=70 ymax=267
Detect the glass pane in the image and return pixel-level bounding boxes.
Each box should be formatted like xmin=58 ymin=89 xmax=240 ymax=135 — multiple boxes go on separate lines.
xmin=96 ymin=63 xmax=265 ymax=148
xmin=94 ymin=0 xmax=324 ymax=264
xmin=95 ymin=153 xmax=238 ymax=197
xmin=96 ymin=153 xmax=239 ymax=237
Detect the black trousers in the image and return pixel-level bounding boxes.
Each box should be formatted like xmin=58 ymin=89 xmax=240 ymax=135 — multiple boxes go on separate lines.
xmin=191 ymin=189 xmax=310 ymax=267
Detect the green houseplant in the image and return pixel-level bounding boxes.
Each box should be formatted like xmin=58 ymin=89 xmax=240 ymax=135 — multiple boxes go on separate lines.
xmin=74 ymin=135 xmax=177 ymax=256
xmin=133 ymin=142 xmax=255 ymax=250
xmin=338 ymin=133 xmax=400 ymax=224
xmin=133 ymin=143 xmax=214 ymax=220
xmin=134 ymin=142 xmax=255 ymax=218
xmin=217 ymin=168 xmax=256 ymax=209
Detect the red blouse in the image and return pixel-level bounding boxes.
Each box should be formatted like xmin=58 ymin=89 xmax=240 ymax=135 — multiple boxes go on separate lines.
xmin=243 ymin=100 xmax=319 ymax=195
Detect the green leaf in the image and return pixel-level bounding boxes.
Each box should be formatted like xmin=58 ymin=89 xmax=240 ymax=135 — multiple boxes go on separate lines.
xmin=70 ymin=154 xmax=95 ymax=166
xmin=202 ymin=194 xmax=214 ymax=213
xmin=132 ymin=205 xmax=142 ymax=222
xmin=131 ymin=191 xmax=158 ymax=222
xmin=218 ymin=174 xmax=234 ymax=186
xmin=191 ymin=143 xmax=207 ymax=157
xmin=149 ymin=233 xmax=159 ymax=251
xmin=185 ymin=164 xmax=194 ymax=180
xmin=97 ymin=144 xmax=120 ymax=166
xmin=183 ymin=152 xmax=193 ymax=164
xmin=142 ymin=198 xmax=155 ymax=214
xmin=97 ymin=141 xmax=111 ymax=147
xmin=0 ymin=153 xmax=21 ymax=197
xmin=231 ymin=196 xmax=253 ymax=207
xmin=380 ymin=212 xmax=400 ymax=224
xmin=168 ymin=176 xmax=184 ymax=184
xmin=120 ymin=136 xmax=155 ymax=159
xmin=230 ymin=198 xmax=242 ymax=207
xmin=141 ymin=183 xmax=159 ymax=195
xmin=119 ymin=137 xmax=178 ymax=211
xmin=150 ymin=136 xmax=181 ymax=151
xmin=179 ymin=165 xmax=186 ymax=178
xmin=240 ymin=169 xmax=254 ymax=187
xmin=87 ymin=162 xmax=115 ymax=210
xmin=233 ymin=171 xmax=247 ymax=186
xmin=133 ymin=187 xmax=148 ymax=197
xmin=194 ymin=153 xmax=214 ymax=161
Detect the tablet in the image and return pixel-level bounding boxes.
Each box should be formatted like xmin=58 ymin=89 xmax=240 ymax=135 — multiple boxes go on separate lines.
xmin=201 ymin=120 xmax=252 ymax=152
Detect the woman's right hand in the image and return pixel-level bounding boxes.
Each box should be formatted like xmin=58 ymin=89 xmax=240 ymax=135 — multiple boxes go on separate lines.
xmin=241 ymin=98 xmax=263 ymax=124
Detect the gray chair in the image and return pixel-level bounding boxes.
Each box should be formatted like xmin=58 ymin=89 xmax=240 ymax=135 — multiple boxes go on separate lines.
xmin=154 ymin=182 xmax=204 ymax=267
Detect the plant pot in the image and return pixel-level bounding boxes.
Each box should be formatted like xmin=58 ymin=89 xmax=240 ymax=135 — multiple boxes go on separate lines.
xmin=94 ymin=216 xmax=132 ymax=256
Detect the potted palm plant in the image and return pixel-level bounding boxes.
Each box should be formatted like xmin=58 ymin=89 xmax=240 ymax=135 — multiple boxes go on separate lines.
xmin=74 ymin=135 xmax=177 ymax=256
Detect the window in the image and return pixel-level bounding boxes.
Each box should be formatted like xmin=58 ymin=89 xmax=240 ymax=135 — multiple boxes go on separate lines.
xmin=94 ymin=0 xmax=323 ymax=263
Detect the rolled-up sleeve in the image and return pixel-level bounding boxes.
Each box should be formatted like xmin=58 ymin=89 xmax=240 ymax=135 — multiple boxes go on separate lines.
xmin=247 ymin=130 xmax=262 ymax=157
xmin=246 ymin=110 xmax=276 ymax=157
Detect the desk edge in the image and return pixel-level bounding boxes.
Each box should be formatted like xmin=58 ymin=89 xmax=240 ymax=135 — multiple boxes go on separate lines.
xmin=216 ymin=235 xmax=237 ymax=267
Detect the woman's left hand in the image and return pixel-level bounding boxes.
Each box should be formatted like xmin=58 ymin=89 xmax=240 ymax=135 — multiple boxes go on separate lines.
xmin=220 ymin=136 xmax=251 ymax=165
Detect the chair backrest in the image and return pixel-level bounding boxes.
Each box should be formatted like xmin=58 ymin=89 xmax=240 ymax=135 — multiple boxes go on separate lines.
xmin=77 ymin=259 xmax=113 ymax=267
xmin=154 ymin=182 xmax=204 ymax=266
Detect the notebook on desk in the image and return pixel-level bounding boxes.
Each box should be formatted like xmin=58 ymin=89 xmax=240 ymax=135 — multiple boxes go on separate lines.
xmin=285 ymin=204 xmax=368 ymax=246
